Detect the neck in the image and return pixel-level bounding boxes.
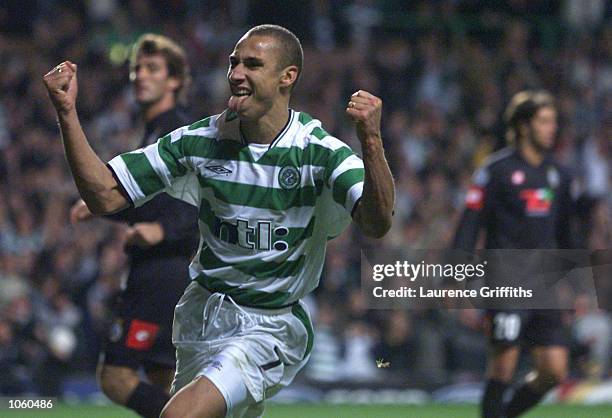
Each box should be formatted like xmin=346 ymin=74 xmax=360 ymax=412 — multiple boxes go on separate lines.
xmin=240 ymin=101 xmax=290 ymax=144
xmin=519 ymin=138 xmax=545 ymax=166
xmin=141 ymin=94 xmax=175 ymax=123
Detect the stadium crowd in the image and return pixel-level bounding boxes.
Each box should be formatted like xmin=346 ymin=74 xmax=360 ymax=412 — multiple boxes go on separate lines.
xmin=1 ymin=0 xmax=610 ymax=396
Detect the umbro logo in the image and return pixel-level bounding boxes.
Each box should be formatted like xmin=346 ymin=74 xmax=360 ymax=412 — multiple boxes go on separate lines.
xmin=205 ymin=165 xmax=232 ymax=175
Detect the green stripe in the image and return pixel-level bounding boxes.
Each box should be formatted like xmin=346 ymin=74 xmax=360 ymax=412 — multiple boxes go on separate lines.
xmin=177 ymin=136 xmax=352 ymax=172
xmin=325 ymin=148 xmax=355 ymax=184
xmin=259 ymin=144 xmax=353 ymax=171
xmin=310 ymin=126 xmax=330 ymax=141
xmin=199 ymin=246 xmax=306 ymax=279
xmin=120 ymin=152 xmax=165 ymax=196
xmin=179 ymin=135 xmax=241 ymax=161
xmin=291 ymin=303 xmax=314 ymax=359
xmin=284 ymin=216 xmax=316 ymax=247
xmin=198 ymin=177 xmax=323 ymax=210
xmin=198 ymin=198 xmax=216 ymax=229
xmin=195 ymin=274 xmax=292 ymax=308
xmin=198 ymin=199 xmax=316 ymax=248
xmin=169 ymin=115 xmax=356 ymax=174
xmin=298 ymin=112 xmax=313 ymax=125
xmin=332 ymin=168 xmax=364 ymax=207
xmin=158 ymin=136 xmax=188 ymax=178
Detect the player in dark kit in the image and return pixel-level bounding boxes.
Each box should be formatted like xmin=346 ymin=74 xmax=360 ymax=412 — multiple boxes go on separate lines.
xmin=70 ymin=35 xmax=199 ymax=418
xmin=453 ymin=91 xmax=576 ymax=418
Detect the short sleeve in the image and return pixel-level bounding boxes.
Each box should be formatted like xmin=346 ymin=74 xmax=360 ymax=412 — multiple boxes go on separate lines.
xmin=107 ymin=127 xmax=192 ymax=207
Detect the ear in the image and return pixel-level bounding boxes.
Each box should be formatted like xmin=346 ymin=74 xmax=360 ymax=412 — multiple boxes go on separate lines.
xmin=167 ymin=76 xmax=181 ymax=93
xmin=279 ymin=65 xmax=299 ymax=90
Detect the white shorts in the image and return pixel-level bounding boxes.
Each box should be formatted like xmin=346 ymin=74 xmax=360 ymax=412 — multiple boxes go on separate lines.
xmin=170 ymin=281 xmax=313 ymax=418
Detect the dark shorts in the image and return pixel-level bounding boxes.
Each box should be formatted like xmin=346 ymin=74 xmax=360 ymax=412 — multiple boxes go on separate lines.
xmin=102 ymin=257 xmax=190 ymax=371
xmin=485 ymin=309 xmax=570 ymax=348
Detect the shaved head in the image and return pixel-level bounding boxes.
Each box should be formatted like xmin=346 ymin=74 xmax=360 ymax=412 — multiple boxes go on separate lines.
xmin=243 ymin=25 xmax=303 ymax=89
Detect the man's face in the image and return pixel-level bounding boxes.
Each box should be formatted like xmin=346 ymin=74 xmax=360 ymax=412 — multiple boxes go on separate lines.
xmin=131 ymin=53 xmax=177 ymax=106
xmin=227 ymin=35 xmax=285 ymax=120
xmin=528 ymin=106 xmax=557 ymax=152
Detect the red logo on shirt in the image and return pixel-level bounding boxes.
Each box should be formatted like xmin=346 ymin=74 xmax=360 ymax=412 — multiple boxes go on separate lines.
xmin=125 ymin=319 xmax=159 ymax=350
xmin=465 ymin=186 xmax=484 ymax=210
xmin=519 ymin=188 xmax=554 ymax=215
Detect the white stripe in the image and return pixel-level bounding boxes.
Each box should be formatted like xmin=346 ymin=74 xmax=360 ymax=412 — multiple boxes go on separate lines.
xmin=143 ymin=142 xmax=174 ymax=187
xmin=170 ymin=126 xmax=188 ymax=143
xmin=168 ymin=124 xmax=219 ymax=143
xmin=188 ymin=157 xmax=326 ymax=190
xmin=185 ymin=126 xmax=218 ymax=138
xmin=199 ymin=188 xmax=316 ymax=228
xmin=318 ymin=135 xmax=353 ymax=152
xmin=345 ymin=182 xmax=364 ymax=212
xmin=290 ymin=131 xmax=350 ymax=152
xmin=188 ymin=260 xmax=321 ymax=302
xmin=201 ymin=268 xmax=297 ymax=293
xmin=107 ymin=155 xmax=145 ymax=204
xmin=296 ymin=112 xmax=321 ymax=131
xmin=268 ymin=109 xmax=295 ymax=149
xmin=279 ymin=115 xmax=351 ymax=153
xmin=329 ymin=154 xmax=364 ymax=187
xmin=201 ymin=222 xmax=309 ymax=263
xmin=194 ymin=236 xmax=313 ymax=293
xmin=166 ymin=171 xmax=201 ymax=207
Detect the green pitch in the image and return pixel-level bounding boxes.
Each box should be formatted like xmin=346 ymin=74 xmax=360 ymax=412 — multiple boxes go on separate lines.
xmin=2 ymin=403 xmax=611 ymax=417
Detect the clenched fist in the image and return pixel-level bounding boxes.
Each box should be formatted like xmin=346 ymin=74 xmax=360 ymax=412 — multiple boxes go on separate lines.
xmin=43 ymin=61 xmax=78 ymax=114
xmin=70 ymin=199 xmax=94 ymax=225
xmin=125 ymin=223 xmax=165 ymax=248
xmin=346 ymin=90 xmax=382 ymax=143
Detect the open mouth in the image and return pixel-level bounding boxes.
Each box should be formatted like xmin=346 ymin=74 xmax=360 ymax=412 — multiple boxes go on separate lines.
xmin=228 ymin=88 xmax=252 ymax=112
xmin=231 ymin=88 xmax=251 ymax=97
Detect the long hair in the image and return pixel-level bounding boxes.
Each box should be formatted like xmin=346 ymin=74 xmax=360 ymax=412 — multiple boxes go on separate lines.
xmin=504 ymin=90 xmax=555 ymax=144
xmin=129 ymin=34 xmax=191 ymax=105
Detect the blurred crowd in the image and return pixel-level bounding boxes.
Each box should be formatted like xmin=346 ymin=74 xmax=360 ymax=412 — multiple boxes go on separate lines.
xmin=1 ymin=0 xmax=610 ymax=396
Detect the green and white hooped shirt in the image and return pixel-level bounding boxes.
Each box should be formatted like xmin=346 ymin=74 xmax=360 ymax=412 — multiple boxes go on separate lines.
xmin=108 ymin=109 xmax=364 ymax=308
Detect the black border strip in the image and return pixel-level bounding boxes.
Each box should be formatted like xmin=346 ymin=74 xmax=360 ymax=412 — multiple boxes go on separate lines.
xmin=107 ymin=163 xmax=135 ymax=208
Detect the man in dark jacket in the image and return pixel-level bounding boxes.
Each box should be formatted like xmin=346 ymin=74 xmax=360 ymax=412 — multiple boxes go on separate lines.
xmin=70 ymin=34 xmax=198 ymax=418
xmin=454 ymin=91 xmax=576 ymax=418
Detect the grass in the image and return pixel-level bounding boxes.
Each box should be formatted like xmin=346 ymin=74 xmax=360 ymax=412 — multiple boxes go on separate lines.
xmin=2 ymin=403 xmax=611 ymax=417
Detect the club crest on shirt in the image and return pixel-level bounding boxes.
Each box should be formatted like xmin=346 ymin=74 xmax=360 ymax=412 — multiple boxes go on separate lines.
xmin=511 ymin=170 xmax=525 ymax=185
xmin=278 ymin=166 xmax=301 ymax=189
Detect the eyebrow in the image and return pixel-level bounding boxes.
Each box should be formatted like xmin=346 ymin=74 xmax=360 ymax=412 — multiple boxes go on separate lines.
xmin=229 ymin=55 xmax=264 ymax=66
xmin=245 ymin=57 xmax=264 ymax=65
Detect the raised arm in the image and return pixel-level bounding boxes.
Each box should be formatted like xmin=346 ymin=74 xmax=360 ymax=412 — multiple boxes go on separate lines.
xmin=43 ymin=61 xmax=128 ymax=215
xmin=346 ymin=90 xmax=395 ymax=238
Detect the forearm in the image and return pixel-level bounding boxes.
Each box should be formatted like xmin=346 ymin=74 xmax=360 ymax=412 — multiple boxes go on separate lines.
xmin=58 ymin=110 xmax=127 ymax=214
xmin=356 ymin=135 xmax=395 ymax=238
